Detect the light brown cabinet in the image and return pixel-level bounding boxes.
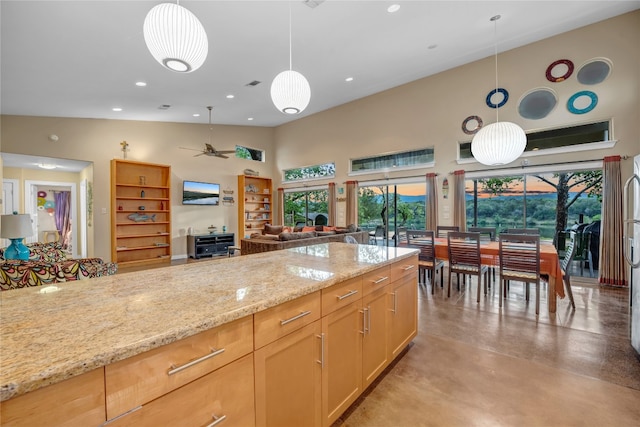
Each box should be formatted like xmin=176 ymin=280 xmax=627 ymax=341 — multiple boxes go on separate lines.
xmin=0 ymin=368 xmax=105 ymax=427
xmin=362 ymin=284 xmax=391 ymax=388
xmin=237 ymin=175 xmax=273 ymax=238
xmin=388 ymin=273 xmax=418 ymax=359
xmin=111 ymin=159 xmax=171 ymax=266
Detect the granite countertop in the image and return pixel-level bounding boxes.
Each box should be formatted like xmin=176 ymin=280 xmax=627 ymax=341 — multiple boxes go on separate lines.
xmin=0 ymin=242 xmax=417 ymax=402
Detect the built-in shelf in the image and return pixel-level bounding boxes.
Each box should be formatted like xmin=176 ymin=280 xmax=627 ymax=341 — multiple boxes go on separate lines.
xmin=238 ymin=175 xmax=272 ymax=239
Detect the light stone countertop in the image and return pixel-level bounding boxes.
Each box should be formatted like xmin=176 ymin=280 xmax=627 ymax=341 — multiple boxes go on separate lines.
xmin=0 ymin=242 xmax=417 ymax=402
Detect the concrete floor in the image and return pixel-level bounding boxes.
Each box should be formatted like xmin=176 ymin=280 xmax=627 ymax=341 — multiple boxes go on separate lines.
xmin=335 ymin=271 xmax=640 ymax=427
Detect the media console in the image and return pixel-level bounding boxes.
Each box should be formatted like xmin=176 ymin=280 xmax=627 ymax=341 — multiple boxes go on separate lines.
xmin=187 ymin=233 xmax=235 ymax=259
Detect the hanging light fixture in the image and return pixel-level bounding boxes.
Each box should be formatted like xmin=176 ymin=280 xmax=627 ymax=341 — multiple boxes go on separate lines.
xmin=271 ymin=2 xmax=311 ymax=114
xmin=143 ymin=1 xmax=208 ymax=73
xmin=471 ymin=15 xmax=526 ymax=166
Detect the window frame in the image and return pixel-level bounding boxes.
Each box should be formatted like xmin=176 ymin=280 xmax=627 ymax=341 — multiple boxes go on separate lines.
xmin=282 ymin=162 xmax=336 ymax=183
xmin=349 ymin=147 xmax=435 ymax=176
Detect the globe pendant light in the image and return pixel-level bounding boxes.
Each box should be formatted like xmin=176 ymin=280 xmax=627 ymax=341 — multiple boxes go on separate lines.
xmin=271 ymin=2 xmax=311 ymax=114
xmin=143 ymin=1 xmax=208 ymax=73
xmin=471 ymin=15 xmax=526 ymax=166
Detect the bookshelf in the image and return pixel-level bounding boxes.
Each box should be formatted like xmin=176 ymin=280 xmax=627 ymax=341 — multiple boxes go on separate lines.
xmin=237 ymin=175 xmax=273 ymax=238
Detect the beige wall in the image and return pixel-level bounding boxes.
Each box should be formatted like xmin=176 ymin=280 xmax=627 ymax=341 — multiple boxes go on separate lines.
xmin=2 ymin=11 xmax=639 ymax=261
xmin=274 ymin=10 xmax=640 ymax=223
xmin=1 ymin=118 xmax=275 ymax=260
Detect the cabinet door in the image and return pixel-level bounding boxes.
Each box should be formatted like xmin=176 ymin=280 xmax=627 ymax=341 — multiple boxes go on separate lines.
xmin=254 ymin=320 xmax=322 ymax=427
xmin=361 ymin=285 xmax=390 ymax=388
xmin=106 ymin=354 xmax=254 ymax=427
xmin=388 ymin=275 xmax=418 ymax=359
xmin=321 ymin=299 xmax=363 ymax=427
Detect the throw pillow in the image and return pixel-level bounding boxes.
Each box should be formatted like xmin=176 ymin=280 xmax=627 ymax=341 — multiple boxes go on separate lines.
xmin=323 ymin=226 xmax=337 ymax=232
xmin=264 ymin=224 xmax=283 ymax=235
xmin=302 ymin=226 xmax=316 ymax=232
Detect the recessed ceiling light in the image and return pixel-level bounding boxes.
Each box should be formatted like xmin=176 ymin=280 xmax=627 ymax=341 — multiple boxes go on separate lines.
xmin=226 ymin=94 xmax=235 ymax=99
xmin=112 ymin=107 xmax=122 ymax=112
xmin=193 ymin=113 xmax=200 ymax=117
xmin=248 ymin=117 xmax=254 ymax=121
xmin=135 ymin=81 xmax=147 ymax=87
xmin=345 ymin=77 xmax=354 ymax=82
xmin=38 ymin=163 xmax=57 ymax=170
xmin=387 ymin=4 xmax=400 ymax=13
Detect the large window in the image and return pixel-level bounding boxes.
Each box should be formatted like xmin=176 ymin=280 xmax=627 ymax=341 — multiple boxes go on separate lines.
xmin=459 ymin=121 xmax=612 ymax=161
xmin=284 ymin=188 xmax=329 ymax=227
xmin=465 ymin=166 xmax=603 ymax=241
xmin=351 ymin=148 xmax=435 ymax=174
xmin=283 ymin=162 xmax=335 ymax=183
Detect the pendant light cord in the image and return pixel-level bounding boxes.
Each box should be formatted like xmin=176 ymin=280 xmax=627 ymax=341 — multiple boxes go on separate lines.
xmin=492 ymin=15 xmax=500 ymax=123
xmin=289 ymin=1 xmax=293 ymax=71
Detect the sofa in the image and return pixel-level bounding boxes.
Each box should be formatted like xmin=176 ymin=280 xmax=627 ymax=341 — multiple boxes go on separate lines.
xmin=0 ymin=242 xmax=118 ymax=291
xmin=241 ymin=224 xmax=370 ymax=255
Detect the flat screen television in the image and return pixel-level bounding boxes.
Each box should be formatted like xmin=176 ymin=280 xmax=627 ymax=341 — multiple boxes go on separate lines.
xmin=182 ymin=180 xmax=220 ymax=205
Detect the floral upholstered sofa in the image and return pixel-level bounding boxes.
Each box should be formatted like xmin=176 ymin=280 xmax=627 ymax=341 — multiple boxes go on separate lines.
xmin=0 ymin=242 xmax=118 ymax=291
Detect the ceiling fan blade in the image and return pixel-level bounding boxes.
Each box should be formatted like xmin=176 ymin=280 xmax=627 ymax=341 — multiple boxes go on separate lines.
xmin=194 ymin=153 xmax=205 ymax=157
xmin=179 ymin=147 xmax=202 ymax=151
xmin=216 ymin=150 xmax=236 ymax=154
xmin=216 ymin=154 xmax=229 ymax=159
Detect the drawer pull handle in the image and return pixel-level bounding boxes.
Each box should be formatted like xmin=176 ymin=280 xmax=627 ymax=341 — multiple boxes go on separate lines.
xmin=391 ymin=291 xmax=397 ymax=314
xmin=373 ymin=276 xmax=389 ymax=284
xmin=206 ymin=414 xmax=227 ymax=427
xmin=280 ymin=310 xmax=312 ymax=326
xmin=360 ymin=309 xmax=366 ymax=335
xmin=167 ymin=348 xmax=226 ymax=376
xmin=316 ymin=333 xmax=325 ymax=368
xmin=367 ymin=305 xmax=371 ymax=333
xmin=402 ymin=264 xmax=415 ymax=271
xmin=337 ymin=289 xmax=358 ymax=300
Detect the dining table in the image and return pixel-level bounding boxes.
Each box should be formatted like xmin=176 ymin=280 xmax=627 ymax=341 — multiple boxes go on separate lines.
xmin=418 ymin=237 xmax=564 ymax=313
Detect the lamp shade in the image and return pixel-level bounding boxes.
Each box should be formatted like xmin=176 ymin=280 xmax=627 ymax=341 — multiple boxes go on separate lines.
xmin=143 ymin=3 xmax=208 ymax=73
xmin=271 ymin=70 xmax=311 ymax=114
xmin=1 ymin=214 xmax=33 ymax=239
xmin=471 ymin=121 xmax=527 ymax=166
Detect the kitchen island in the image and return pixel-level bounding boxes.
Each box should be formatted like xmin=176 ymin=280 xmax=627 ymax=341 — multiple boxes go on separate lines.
xmin=0 ymin=242 xmax=418 ymax=427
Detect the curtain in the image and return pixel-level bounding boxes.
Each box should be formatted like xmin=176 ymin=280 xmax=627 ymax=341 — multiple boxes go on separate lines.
xmin=328 ymin=182 xmax=336 ymax=226
xmin=276 ymin=188 xmax=285 ymax=226
xmin=452 ymin=170 xmax=467 ymax=232
xmin=425 ymin=173 xmax=438 ymax=231
xmin=54 ymin=191 xmax=71 ymax=249
xmin=346 ymin=181 xmax=358 ymax=226
xmin=599 ymin=156 xmax=627 ymax=287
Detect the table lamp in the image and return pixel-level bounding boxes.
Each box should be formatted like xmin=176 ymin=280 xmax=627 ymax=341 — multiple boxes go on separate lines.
xmin=1 ymin=213 xmax=33 ymax=260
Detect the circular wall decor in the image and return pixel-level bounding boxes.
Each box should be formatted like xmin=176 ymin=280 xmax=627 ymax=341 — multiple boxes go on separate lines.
xmin=546 ymin=59 xmax=574 ymax=82
xmin=485 ymin=88 xmax=509 ymax=108
xmin=567 ymin=90 xmax=598 ymax=114
xmin=37 ymin=191 xmax=47 ymax=198
xmin=577 ymin=57 xmax=612 ymax=85
xmin=517 ymin=88 xmax=558 ymax=120
xmin=461 ymin=115 xmax=483 ymax=135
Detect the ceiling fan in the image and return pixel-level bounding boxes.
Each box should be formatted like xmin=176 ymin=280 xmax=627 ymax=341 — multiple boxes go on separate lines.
xmin=179 ymin=106 xmax=235 ymax=159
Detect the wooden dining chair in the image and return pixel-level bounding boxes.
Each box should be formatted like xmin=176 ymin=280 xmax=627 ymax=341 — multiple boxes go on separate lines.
xmin=406 ymin=230 xmax=444 ymax=294
xmin=436 ymin=225 xmax=459 ymax=239
xmin=499 ymin=233 xmax=541 ymax=314
xmin=447 ymin=232 xmax=488 ymax=303
xmin=469 ymin=227 xmax=497 ymax=282
xmin=558 ymin=232 xmax=577 ymax=309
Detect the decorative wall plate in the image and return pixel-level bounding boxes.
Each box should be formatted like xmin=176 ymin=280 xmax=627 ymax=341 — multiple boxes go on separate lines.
xmin=486 ymin=88 xmax=509 ymax=108
xmin=37 ymin=191 xmax=47 ymax=198
xmin=546 ymin=59 xmax=574 ymax=82
xmin=567 ymin=90 xmax=598 ymax=114
xmin=461 ymin=115 xmax=483 ymax=135
xmin=577 ymin=58 xmax=613 ymax=85
xmin=518 ymin=88 xmax=558 ymax=120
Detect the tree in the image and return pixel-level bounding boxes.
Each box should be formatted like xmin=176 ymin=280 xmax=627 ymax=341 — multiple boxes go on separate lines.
xmin=533 ymin=170 xmax=602 ymax=241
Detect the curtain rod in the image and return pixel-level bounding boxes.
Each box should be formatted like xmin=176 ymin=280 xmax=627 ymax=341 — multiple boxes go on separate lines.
xmin=448 ymin=155 xmax=630 ymax=175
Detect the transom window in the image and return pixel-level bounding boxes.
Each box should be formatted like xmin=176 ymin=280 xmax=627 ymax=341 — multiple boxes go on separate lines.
xmin=236 ymin=145 xmax=265 ymax=162
xmin=350 ymin=148 xmax=435 ymax=174
xmin=283 ymin=162 xmax=335 ymax=182
xmin=459 ymin=120 xmax=612 ymax=161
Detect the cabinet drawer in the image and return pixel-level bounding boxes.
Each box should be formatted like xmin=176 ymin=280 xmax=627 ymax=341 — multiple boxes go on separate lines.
xmin=254 ymin=291 xmax=321 ymax=349
xmin=105 ymin=315 xmax=253 ymax=420
xmin=389 ymin=255 xmax=419 ymax=282
xmin=361 ymin=265 xmax=391 ymax=296
xmin=321 ymin=276 xmax=362 ymax=316
xmin=106 ymin=354 xmax=255 ymax=427
xmin=0 ymin=368 xmax=105 ymax=427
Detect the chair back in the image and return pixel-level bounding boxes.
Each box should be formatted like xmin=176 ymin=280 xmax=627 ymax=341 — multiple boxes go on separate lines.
xmin=447 ymin=231 xmax=481 ymax=268
xmin=437 ymin=225 xmax=460 ymax=238
xmin=396 ymin=226 xmax=408 ymax=246
xmin=468 ymin=227 xmax=496 ymax=242
xmin=374 ymin=225 xmax=385 ymax=238
xmin=572 ymin=231 xmax=591 ymax=262
xmin=560 ymin=231 xmax=579 ymax=271
xmin=505 ymin=228 xmax=539 ymax=235
xmin=406 ymin=230 xmax=436 ymax=262
xmin=499 ymin=233 xmax=540 ymax=276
